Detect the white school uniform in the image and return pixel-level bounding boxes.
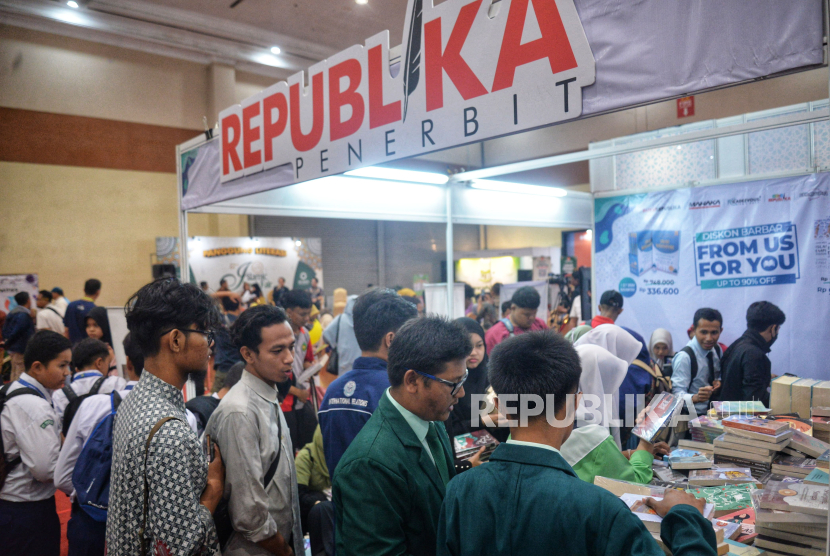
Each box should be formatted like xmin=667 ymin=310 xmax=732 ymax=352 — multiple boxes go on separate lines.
xmin=0 ymin=373 xmax=62 ymax=502
xmin=52 ymin=371 xmax=126 ymax=429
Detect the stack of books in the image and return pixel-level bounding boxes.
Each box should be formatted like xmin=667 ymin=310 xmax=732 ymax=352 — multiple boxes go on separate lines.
xmin=452 ymin=430 xmax=499 ymax=462
xmin=678 ymin=438 xmax=715 ymax=456
xmin=752 ymin=481 xmax=828 ymax=556
xmin=689 ymin=415 xmax=724 ymax=445
xmin=711 ymin=401 xmax=769 ymax=418
xmin=713 ymin=417 xmax=792 ymax=479
xmin=811 ymin=407 xmax=830 ymax=443
xmin=817 ymin=449 xmax=828 ymax=471
xmin=665 ymin=448 xmax=713 ymax=470
xmin=782 ymin=430 xmax=830 ymax=459
xmin=771 ymin=454 xmax=817 ymax=480
xmin=803 ymin=468 xmax=829 ymax=486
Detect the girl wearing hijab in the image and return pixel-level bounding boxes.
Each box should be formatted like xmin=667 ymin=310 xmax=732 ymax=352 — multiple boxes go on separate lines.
xmin=564 ymin=324 xmax=592 ymax=344
xmin=85 ymin=306 xmax=113 ymax=346
xmin=448 ymin=318 xmax=491 ymax=440
xmin=561 ymin=343 xmax=669 ymax=484
xmin=618 ymin=328 xmax=657 ymax=448
xmin=649 ymin=328 xmax=674 ymax=377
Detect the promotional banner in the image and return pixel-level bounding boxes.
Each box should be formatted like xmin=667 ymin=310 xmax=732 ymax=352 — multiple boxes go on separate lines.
xmin=188 ymin=237 xmax=323 ymax=295
xmin=0 ymin=274 xmax=39 ymax=313
xmin=594 ymin=173 xmax=830 ymax=379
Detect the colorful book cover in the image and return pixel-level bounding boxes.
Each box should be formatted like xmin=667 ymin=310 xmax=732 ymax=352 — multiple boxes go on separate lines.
xmin=788 ymin=430 xmax=830 ymax=458
xmin=691 ymin=415 xmax=724 ymax=431
xmin=453 ymin=430 xmax=498 ymax=453
xmin=757 ymin=481 xmax=829 ymax=516
xmin=687 ymin=484 xmax=756 ymax=515
xmin=689 ymin=468 xmax=755 ymax=485
xmin=632 ymin=393 xmax=683 ymax=442
xmin=717 ymin=508 xmax=756 ymax=543
xmin=772 ymin=454 xmax=817 ymax=474
xmin=723 ymin=417 xmax=790 ymax=436
xmin=803 ymin=468 xmax=829 ymax=485
xmin=712 ymin=401 xmax=769 ymax=416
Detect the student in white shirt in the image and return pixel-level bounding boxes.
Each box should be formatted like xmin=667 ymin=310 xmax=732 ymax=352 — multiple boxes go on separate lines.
xmin=51 ymin=287 xmax=69 ymax=317
xmin=36 ymin=289 xmax=66 ymax=334
xmin=53 ymin=338 xmax=126 ymax=432
xmin=55 ymin=333 xmax=142 ymax=556
xmin=0 ymin=330 xmax=72 ymax=555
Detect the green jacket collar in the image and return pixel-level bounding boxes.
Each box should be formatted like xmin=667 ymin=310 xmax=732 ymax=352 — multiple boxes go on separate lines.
xmin=376 ymin=393 xmax=450 ymax=496
xmin=488 ymin=442 xmax=579 ymax=478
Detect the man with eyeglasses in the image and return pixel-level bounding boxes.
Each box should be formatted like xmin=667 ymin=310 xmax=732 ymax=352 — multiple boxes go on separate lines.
xmin=107 ymin=278 xmax=226 ymax=556
xmin=332 ymin=316 xmax=471 ymax=556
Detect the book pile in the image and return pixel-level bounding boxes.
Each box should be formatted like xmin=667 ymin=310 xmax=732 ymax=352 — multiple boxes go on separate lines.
xmin=652 ymin=463 xmax=689 ymax=488
xmin=781 ymin=430 xmax=830 ymax=459
xmin=752 ymin=481 xmax=828 ymax=556
xmin=632 ymin=393 xmax=683 ymax=443
xmin=811 ymin=407 xmax=830 ymax=443
xmin=711 ymin=401 xmax=769 ymax=418
xmin=716 ymin=508 xmax=758 ymax=544
xmin=817 ymin=449 xmax=828 ymax=471
xmin=803 ymin=468 xmax=829 ymax=486
xmin=678 ymin=438 xmax=715 ymax=456
xmin=665 ymin=448 xmax=713 ymax=470
xmin=688 ymin=468 xmax=757 ymax=487
xmin=713 ymin=417 xmax=792 ymax=479
xmin=689 ymin=415 xmax=724 ymax=445
xmin=771 ymin=454 xmax=816 ymax=480
xmin=687 ymin=484 xmax=756 ymax=518
xmin=452 ymin=430 xmax=499 ymax=462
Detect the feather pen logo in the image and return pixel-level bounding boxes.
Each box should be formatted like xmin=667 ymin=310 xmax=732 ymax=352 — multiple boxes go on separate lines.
xmin=402 ymin=0 xmax=423 ymax=122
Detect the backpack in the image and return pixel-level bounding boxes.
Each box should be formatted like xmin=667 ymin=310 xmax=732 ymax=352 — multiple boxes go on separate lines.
xmin=499 ymin=318 xmax=515 ymax=337
xmin=185 ymin=396 xmax=221 ymax=435
xmin=72 ymin=391 xmax=122 ymax=522
xmin=680 ymin=344 xmax=722 ymax=384
xmin=0 ymin=383 xmax=41 ymax=490
xmin=62 ymin=376 xmax=106 ymax=436
xmin=326 ymin=316 xmax=342 ymax=376
xmin=631 ymin=359 xmax=672 ymax=401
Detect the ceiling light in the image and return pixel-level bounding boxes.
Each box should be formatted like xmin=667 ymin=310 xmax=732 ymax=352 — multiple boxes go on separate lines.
xmin=67 ymin=1 xmax=79 ymax=7
xmin=345 ymin=167 xmax=449 ymax=185
xmin=470 ymin=180 xmax=567 ymax=197
xmin=356 ymin=0 xmax=368 ymax=4
xmin=295 ymin=240 xmax=303 ymax=247
xmin=256 ymin=54 xmax=281 ymax=67
xmin=270 ymin=46 xmax=281 ymax=55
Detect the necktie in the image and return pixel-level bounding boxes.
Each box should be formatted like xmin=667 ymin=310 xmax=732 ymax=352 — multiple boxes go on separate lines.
xmin=426 ymin=422 xmax=450 ymax=486
xmin=706 ymin=351 xmax=715 ymax=386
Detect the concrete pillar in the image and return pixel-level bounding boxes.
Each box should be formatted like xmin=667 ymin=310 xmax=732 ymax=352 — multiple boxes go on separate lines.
xmin=206 ymin=63 xmax=236 ymax=128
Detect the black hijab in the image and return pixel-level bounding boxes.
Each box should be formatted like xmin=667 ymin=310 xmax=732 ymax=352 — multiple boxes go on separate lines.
xmin=86 ymin=306 xmax=113 ymax=346
xmin=446 ymin=317 xmax=490 ymax=439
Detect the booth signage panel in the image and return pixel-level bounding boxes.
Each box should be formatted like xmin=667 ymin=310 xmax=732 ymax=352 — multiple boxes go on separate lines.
xmin=219 ymin=0 xmax=595 ymax=185
xmin=593 ymin=173 xmax=830 ymax=380
xmin=188 ymin=237 xmax=323 ymax=294
xmin=0 ymin=274 xmax=38 ymax=313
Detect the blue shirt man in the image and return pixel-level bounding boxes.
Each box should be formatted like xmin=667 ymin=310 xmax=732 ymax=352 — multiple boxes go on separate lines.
xmin=63 ymin=279 xmax=101 ymax=345
xmin=671 ymin=308 xmax=723 ymax=417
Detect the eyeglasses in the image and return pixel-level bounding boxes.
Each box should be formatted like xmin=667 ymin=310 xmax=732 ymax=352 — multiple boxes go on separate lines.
xmin=412 ymin=369 xmax=468 ymax=396
xmin=159 ymin=327 xmax=215 ymax=346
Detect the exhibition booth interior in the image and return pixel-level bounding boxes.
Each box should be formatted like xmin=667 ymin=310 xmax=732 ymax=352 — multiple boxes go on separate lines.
xmin=168 ymin=0 xmax=828 ymax=382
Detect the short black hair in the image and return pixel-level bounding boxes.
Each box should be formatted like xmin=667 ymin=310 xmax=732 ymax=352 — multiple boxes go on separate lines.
xmin=387 ymin=316 xmax=471 ymax=387
xmin=14 ymin=291 xmax=29 ymax=306
xmin=492 ymin=283 xmax=502 ymax=295
xmin=501 ymin=300 xmax=512 ymax=315
xmin=693 ymin=307 xmax=723 ymax=328
xmin=24 ymin=330 xmax=72 ymax=371
xmin=489 ymin=330 xmax=582 ymax=414
xmin=353 ymin=289 xmax=418 ymax=352
xmin=38 ymin=290 xmax=52 ymax=300
xmin=125 ymin=278 xmax=222 ymax=357
xmin=225 ymin=361 xmax=245 ymax=390
xmin=84 ymin=279 xmax=102 ymax=296
xmin=511 ymin=286 xmax=541 ymax=310
xmin=282 ymin=289 xmax=312 ymax=310
xmin=220 ymin=279 xmax=228 ymax=286
xmin=231 ymin=304 xmax=289 ymax=353
xmin=746 ymin=301 xmax=786 ymax=332
xmin=199 ymin=281 xmax=208 ymax=288
xmin=72 ymin=338 xmax=111 ymax=370
xmin=464 ymin=283 xmax=474 ymax=300
xmin=123 ymin=332 xmax=144 ymax=377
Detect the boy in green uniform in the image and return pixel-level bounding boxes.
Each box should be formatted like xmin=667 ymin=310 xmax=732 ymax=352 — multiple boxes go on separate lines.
xmin=437 ymin=330 xmax=716 ymax=556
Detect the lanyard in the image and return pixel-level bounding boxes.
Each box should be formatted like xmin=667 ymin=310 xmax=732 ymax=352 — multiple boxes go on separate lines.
xmin=17 ymin=379 xmax=52 ymax=408
xmin=73 ymin=371 xmax=103 ymax=382
xmin=124 ymin=384 xmax=134 ymax=391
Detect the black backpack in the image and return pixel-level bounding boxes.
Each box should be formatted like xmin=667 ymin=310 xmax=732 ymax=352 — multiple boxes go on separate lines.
xmin=0 ymin=383 xmax=41 ymax=490
xmin=62 ymin=376 xmax=107 ymax=436
xmin=185 ymin=396 xmax=221 ymax=434
xmin=680 ymin=344 xmax=723 ymax=403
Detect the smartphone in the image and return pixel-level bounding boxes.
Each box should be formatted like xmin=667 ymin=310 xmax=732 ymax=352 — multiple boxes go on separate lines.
xmin=204 ymin=434 xmax=215 ymax=463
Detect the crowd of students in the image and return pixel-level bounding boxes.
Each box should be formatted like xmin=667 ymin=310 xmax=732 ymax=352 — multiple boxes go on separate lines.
xmin=0 ymin=275 xmax=787 ymax=556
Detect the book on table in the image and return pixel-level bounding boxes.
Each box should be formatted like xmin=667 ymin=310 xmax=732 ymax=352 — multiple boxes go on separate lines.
xmin=713 ymin=446 xmax=775 ymax=465
xmin=771 ymin=454 xmax=817 ymax=478
xmin=710 ymin=518 xmax=743 ymax=541
xmin=803 ymin=468 xmax=828 ymax=486
xmin=666 ymin=449 xmax=713 ymax=470
xmin=687 ymin=484 xmax=756 ymax=518
xmin=755 ymin=525 xmax=828 ymax=548
xmin=786 ymin=429 xmax=830 ymax=459
xmin=716 ymin=508 xmax=757 ymax=544
xmin=817 ymin=449 xmax=828 ymax=470
xmin=688 ymin=468 xmax=756 ymax=487
xmin=756 ymin=480 xmax=829 ymax=517
xmin=711 ymin=401 xmax=769 ymax=417
xmin=716 ymin=431 xmax=790 ymax=451
xmin=754 ymin=535 xmax=825 ymax=556
xmin=714 ymin=435 xmax=779 ymax=457
xmin=631 ymin=393 xmax=683 ymax=443
xmin=722 ymin=417 xmax=793 ymax=442
xmin=751 ymin=490 xmax=826 ymax=525
xmin=677 ymin=439 xmax=714 ymax=453
xmin=620 ymin=493 xmax=714 ymax=533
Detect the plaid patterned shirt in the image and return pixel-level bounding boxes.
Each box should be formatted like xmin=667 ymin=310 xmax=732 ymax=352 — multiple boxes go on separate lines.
xmin=106 ymin=371 xmax=219 ymax=556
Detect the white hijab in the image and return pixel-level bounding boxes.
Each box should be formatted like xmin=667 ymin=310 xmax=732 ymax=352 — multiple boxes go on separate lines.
xmin=648 ymin=328 xmax=674 ymax=371
xmin=574 ymin=324 xmax=642 ymax=363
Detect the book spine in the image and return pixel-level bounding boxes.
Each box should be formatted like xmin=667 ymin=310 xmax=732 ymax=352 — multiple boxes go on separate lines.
xmin=723 ymin=421 xmax=779 ymax=435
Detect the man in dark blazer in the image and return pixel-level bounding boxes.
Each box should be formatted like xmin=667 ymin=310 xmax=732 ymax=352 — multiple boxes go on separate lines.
xmin=438 ymin=331 xmax=718 ymax=556
xmin=332 ymin=316 xmax=472 ymax=556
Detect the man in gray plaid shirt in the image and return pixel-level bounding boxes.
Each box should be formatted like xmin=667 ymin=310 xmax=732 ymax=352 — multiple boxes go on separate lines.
xmin=107 ymin=279 xmax=225 ymax=556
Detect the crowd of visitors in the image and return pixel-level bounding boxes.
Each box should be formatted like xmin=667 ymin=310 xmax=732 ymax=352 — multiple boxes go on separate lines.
xmin=0 ymin=274 xmax=788 ymax=556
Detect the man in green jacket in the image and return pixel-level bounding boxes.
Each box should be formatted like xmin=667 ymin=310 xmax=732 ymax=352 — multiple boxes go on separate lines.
xmin=332 ymin=316 xmax=471 ymax=556
xmin=438 ymin=331 xmax=717 ymax=556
